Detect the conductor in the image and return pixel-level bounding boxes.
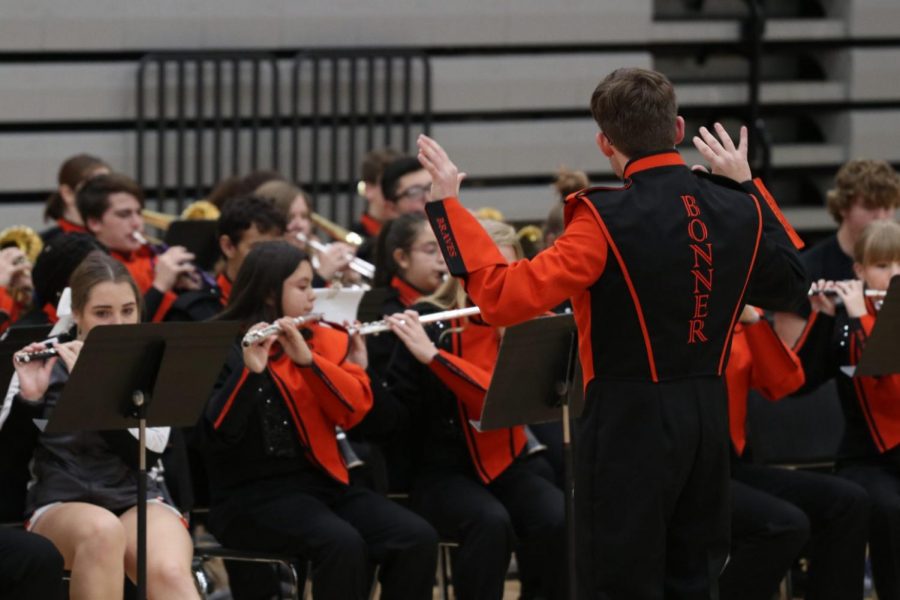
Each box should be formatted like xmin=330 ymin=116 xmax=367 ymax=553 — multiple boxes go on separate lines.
xmin=415 ymin=67 xmax=807 ymax=599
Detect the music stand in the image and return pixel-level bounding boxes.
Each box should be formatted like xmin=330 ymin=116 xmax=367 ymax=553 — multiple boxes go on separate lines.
xmin=854 ymin=275 xmax=900 ymax=377
xmin=357 ymin=287 xmax=392 ymax=324
xmin=164 ymin=220 xmax=221 ymax=272
xmin=43 ymin=321 xmax=240 ymax=600
xmin=475 ymin=313 xmax=583 ymax=600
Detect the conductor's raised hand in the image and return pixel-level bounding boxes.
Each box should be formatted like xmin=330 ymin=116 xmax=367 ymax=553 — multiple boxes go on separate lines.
xmin=242 ymin=322 xmax=277 ymax=373
xmin=692 ymin=123 xmax=752 ymax=183
xmin=416 ymin=135 xmax=466 ymax=200
xmin=277 ymin=317 xmax=313 ymax=366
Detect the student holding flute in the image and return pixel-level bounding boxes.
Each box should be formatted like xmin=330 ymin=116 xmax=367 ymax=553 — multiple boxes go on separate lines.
xmin=795 ymin=220 xmax=900 ymax=599
xmin=13 ymin=252 xmax=198 ymax=600
xmin=369 ymin=218 xmax=566 ymax=599
xmin=200 ymin=240 xmax=438 ymax=600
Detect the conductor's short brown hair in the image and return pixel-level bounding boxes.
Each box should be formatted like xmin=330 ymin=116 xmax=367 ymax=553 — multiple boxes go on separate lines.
xmin=825 ymin=159 xmax=900 ymax=224
xmin=590 ymin=68 xmax=678 ymax=158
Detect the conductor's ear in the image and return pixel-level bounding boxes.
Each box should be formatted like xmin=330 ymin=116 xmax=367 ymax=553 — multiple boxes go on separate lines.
xmin=673 ymin=116 xmax=686 ymax=146
xmin=596 ymin=132 xmax=615 ymax=158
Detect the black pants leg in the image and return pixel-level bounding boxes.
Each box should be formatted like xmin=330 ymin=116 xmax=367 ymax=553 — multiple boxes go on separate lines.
xmin=490 ymin=458 xmax=567 ymax=600
xmin=719 ymin=480 xmax=809 ymax=600
xmin=219 ymin=484 xmax=437 ymax=600
xmin=838 ymin=461 xmax=900 ymax=600
xmin=412 ymin=471 xmax=516 ymax=600
xmin=0 ymin=528 xmax=64 ymax=600
xmin=575 ymin=378 xmax=730 ymax=600
xmin=331 ymin=486 xmax=438 ymax=600
xmin=733 ymin=462 xmax=869 ymax=600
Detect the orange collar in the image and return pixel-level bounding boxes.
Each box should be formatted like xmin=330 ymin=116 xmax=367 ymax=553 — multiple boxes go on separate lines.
xmin=390 ymin=276 xmax=424 ymax=308
xmin=361 ymin=213 xmax=382 ymax=237
xmin=217 ymin=273 xmax=233 ymax=305
xmin=57 ymin=219 xmax=86 ymax=234
xmin=623 ymin=151 xmax=686 ymax=179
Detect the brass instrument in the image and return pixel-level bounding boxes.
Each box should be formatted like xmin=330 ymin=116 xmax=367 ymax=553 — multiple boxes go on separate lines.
xmin=142 ymin=200 xmax=221 ymax=231
xmin=310 ymin=213 xmax=364 ymax=247
xmin=296 ymin=234 xmax=375 ymax=281
xmin=475 ymin=207 xmax=505 ymax=222
xmin=0 ymin=225 xmax=42 ymax=305
xmin=241 ymin=313 xmax=325 ymax=347
xmin=0 ymin=225 xmax=43 ymax=264
xmin=516 ymin=225 xmax=543 ymax=245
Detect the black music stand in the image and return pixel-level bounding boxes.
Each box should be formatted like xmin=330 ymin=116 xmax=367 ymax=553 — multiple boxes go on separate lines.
xmin=854 ymin=276 xmax=900 ymax=377
xmin=43 ymin=321 xmax=240 ymax=600
xmin=475 ymin=313 xmax=584 ymax=600
xmin=357 ymin=287 xmax=392 ymax=323
xmin=165 ymin=220 xmax=220 ymax=272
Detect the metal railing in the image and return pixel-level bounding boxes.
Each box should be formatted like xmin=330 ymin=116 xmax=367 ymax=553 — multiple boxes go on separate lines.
xmin=290 ymin=48 xmax=431 ymax=224
xmin=136 ymin=51 xmax=281 ymax=213
xmin=135 ymin=48 xmax=431 ymax=224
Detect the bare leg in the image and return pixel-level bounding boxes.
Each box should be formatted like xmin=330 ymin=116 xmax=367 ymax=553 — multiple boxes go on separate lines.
xmin=31 ymin=502 xmax=126 ymax=600
xmin=120 ymin=503 xmax=199 ymax=600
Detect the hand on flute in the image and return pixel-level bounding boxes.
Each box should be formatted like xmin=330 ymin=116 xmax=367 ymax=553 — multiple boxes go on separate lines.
xmin=416 ymin=134 xmax=467 ymax=201
xmin=243 ymin=322 xmax=278 ymax=373
xmin=692 ymin=123 xmax=752 ymax=183
xmin=344 ymin=321 xmax=368 ymax=369
xmin=13 ymin=341 xmax=58 ymax=402
xmin=277 ymin=317 xmax=313 ymax=366
xmin=387 ymin=310 xmax=438 ymax=365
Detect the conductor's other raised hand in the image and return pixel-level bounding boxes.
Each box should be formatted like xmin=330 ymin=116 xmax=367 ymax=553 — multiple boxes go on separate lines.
xmin=416 ymin=135 xmax=466 ymax=200
xmin=692 ymin=123 xmax=752 ymax=183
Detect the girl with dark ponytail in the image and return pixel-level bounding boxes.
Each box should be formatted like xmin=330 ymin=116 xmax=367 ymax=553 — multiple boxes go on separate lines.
xmin=203 ymin=240 xmax=438 ymax=600
xmin=40 ymin=154 xmax=110 ymax=243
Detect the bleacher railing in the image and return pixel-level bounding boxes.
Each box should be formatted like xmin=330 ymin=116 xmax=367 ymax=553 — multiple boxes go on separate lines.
xmin=135 ymin=48 xmax=431 ymax=223
xmin=136 ymin=51 xmax=281 ymax=212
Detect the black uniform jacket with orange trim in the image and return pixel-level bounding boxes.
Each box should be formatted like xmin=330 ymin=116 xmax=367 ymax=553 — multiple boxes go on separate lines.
xmin=426 ymin=149 xmax=807 ymax=389
xmin=794 ymin=302 xmax=900 ymax=458
xmin=204 ymin=323 xmax=374 ymax=491
xmin=370 ymin=300 xmax=526 ymax=485
xmin=725 ymin=317 xmax=804 ymax=456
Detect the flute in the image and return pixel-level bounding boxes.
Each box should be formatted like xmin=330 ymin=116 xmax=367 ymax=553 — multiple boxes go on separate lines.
xmin=241 ymin=313 xmax=325 ymax=347
xmin=296 ymin=234 xmax=375 ymax=280
xmin=350 ymin=306 xmax=482 ymax=336
xmin=14 ymin=346 xmax=60 ymax=364
xmin=808 ymin=287 xmax=887 ymax=298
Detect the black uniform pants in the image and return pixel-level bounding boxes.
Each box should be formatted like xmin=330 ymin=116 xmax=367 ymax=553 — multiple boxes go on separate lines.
xmin=216 ymin=481 xmax=438 ymax=600
xmin=411 ymin=458 xmax=566 ymax=600
xmin=838 ymin=459 xmax=900 ymax=600
xmin=722 ymin=462 xmax=869 ymax=600
xmin=0 ymin=528 xmax=64 ymax=600
xmin=575 ymin=378 xmax=731 ymax=600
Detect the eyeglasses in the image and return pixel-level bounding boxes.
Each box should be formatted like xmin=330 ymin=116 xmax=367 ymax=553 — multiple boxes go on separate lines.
xmin=395 ymin=183 xmax=432 ymax=202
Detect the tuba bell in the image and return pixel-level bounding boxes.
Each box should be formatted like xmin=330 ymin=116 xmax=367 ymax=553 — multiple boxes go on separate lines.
xmin=142 ymin=199 xmax=222 ymax=231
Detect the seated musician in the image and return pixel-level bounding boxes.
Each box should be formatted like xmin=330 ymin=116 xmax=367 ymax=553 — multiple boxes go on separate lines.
xmin=352 ymin=147 xmax=401 ymax=262
xmin=0 ymin=245 xmax=34 ymax=334
xmin=13 ymin=252 xmax=199 ymax=600
xmin=215 ymin=194 xmax=287 ymax=306
xmin=796 ymin=220 xmax=900 ymax=599
xmin=375 ymin=220 xmax=567 ymax=599
xmin=39 ymin=153 xmax=110 ymax=244
xmin=201 ymin=241 xmax=438 ymax=600
xmin=75 ymin=173 xmax=202 ymax=322
xmin=255 ymin=180 xmax=358 ymax=286
xmin=720 ymin=304 xmax=869 ymax=599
